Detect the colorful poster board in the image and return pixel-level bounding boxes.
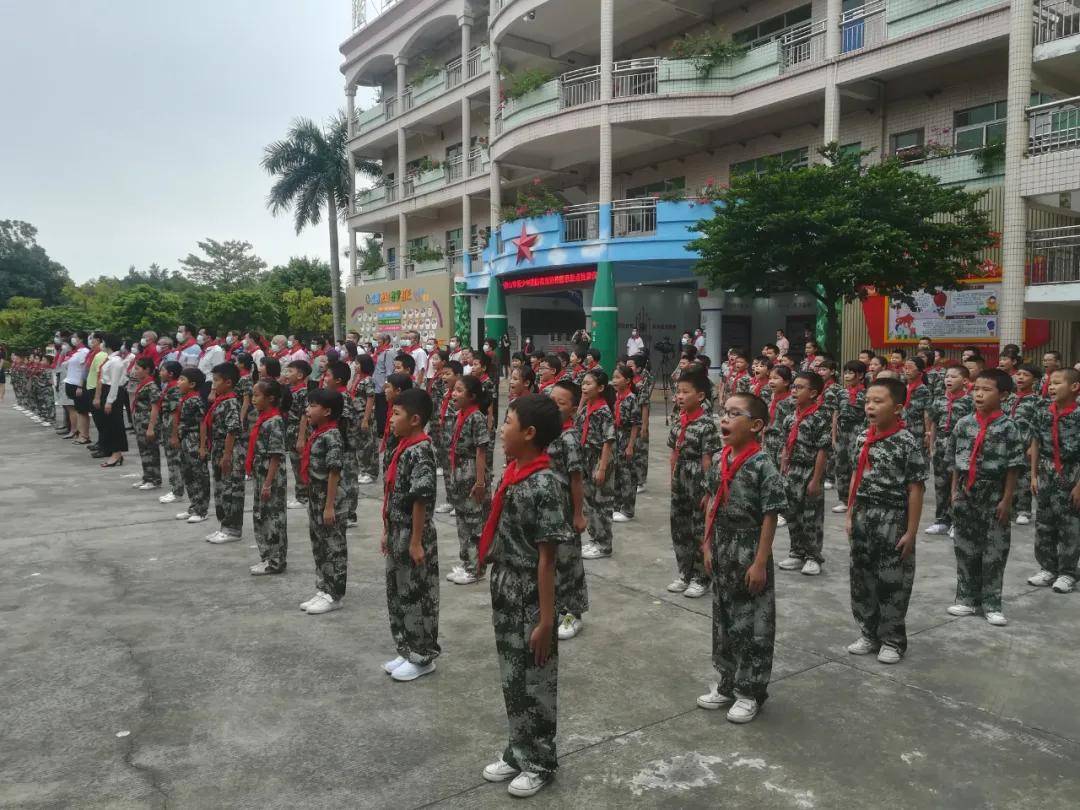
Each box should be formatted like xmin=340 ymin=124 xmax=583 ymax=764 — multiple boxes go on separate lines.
xmin=345 ymin=274 xmax=453 ymax=342
xmin=885 ymin=279 xmax=1001 ymax=344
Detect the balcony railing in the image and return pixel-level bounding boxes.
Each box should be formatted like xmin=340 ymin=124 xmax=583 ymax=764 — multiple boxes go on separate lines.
xmin=467 ymin=46 xmax=484 ymax=79
xmin=1028 ymin=225 xmax=1080 ymax=285
xmin=613 ymin=58 xmax=660 ymax=98
xmin=468 ymin=146 xmax=490 ymax=175
xmin=612 ymin=198 xmax=658 ymax=238
xmin=1034 ymin=0 xmax=1080 ymax=46
xmin=352 ymin=0 xmax=400 ymax=32
xmin=560 ymin=66 xmax=602 ymax=109
xmin=840 ymin=0 xmax=887 ymax=54
xmin=779 ymin=20 xmax=827 ymax=72
xmin=445 ymin=57 xmax=463 ymax=88
xmin=563 ymin=203 xmax=600 ymax=242
xmin=444 ymin=155 xmax=464 ymax=183
xmin=1028 ymin=96 xmax=1080 ymax=155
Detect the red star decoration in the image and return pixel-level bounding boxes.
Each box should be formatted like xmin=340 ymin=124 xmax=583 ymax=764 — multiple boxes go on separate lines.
xmin=511 ymin=223 xmax=539 ymax=263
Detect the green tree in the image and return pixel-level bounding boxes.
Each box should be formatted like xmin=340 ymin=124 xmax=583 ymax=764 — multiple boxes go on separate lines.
xmin=0 ymin=220 xmax=71 ymax=307
xmin=355 ymin=236 xmax=385 ymax=277
xmin=179 ymin=238 xmax=267 ymax=289
xmin=281 ymin=287 xmax=333 ymax=335
xmin=264 ymin=256 xmax=332 ymax=300
xmin=261 ymin=112 xmax=381 ymax=341
xmin=688 ymin=144 xmax=997 ymax=355
xmin=201 ymin=289 xmax=280 ymax=334
xmin=103 ymin=285 xmax=185 ymax=336
xmin=0 ymin=300 xmax=91 ymax=350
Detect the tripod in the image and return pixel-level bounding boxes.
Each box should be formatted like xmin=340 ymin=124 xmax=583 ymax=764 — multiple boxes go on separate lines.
xmin=656 ymin=350 xmax=675 ymax=426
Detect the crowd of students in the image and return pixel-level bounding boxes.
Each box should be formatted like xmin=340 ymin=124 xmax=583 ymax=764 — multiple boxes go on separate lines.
xmin=5 ymin=324 xmax=1080 ymax=799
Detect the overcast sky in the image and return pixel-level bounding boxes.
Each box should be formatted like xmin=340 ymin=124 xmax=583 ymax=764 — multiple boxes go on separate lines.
xmin=0 ymin=0 xmax=376 ymax=282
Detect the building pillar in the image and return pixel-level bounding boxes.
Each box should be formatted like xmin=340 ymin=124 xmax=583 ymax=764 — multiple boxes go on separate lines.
xmin=398 ymin=212 xmax=408 ymax=280
xmin=489 ymin=43 xmax=500 ymax=142
xmin=591 ymin=261 xmax=617 ymax=373
xmin=484 ymin=275 xmax=508 ymax=342
xmin=460 ymin=15 xmax=473 ymax=177
xmin=462 ymin=192 xmax=472 ymax=274
xmin=346 ymin=90 xmax=355 ymax=137
xmin=600 ymin=0 xmax=613 ymax=101
xmin=396 ymin=125 xmax=407 ymax=204
xmin=823 ymin=74 xmax=840 ymax=151
xmin=490 ymin=159 xmax=501 ymax=236
xmin=395 ymin=56 xmax=408 ymax=107
xmin=598 ymin=0 xmax=613 ymax=238
xmin=700 ymin=294 xmax=723 ymax=378
xmin=348 ymin=225 xmax=358 ymax=282
xmin=825 ymin=0 xmax=842 ymax=58
xmin=1000 ymin=0 xmax=1033 ymax=349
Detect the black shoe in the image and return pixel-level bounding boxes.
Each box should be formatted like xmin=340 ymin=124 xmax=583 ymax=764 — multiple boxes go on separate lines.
xmin=88 ymin=444 xmax=99 ymax=451
xmin=91 ymin=451 xmax=108 ymax=458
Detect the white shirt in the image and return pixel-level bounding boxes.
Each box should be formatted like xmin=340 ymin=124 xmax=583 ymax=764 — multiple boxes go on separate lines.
xmin=101 ymin=354 xmax=127 ymax=403
xmin=776 ymin=336 xmax=790 ymax=355
xmin=179 ymin=341 xmax=201 ymax=368
xmin=626 ymin=336 xmax=645 ymax=356
xmin=693 ymin=335 xmax=706 ymax=352
xmin=248 ymin=348 xmax=265 ymax=367
xmin=197 ymin=343 xmax=225 ymax=376
xmin=65 ymin=346 xmax=89 ymax=385
xmin=410 ymin=347 xmax=428 ymax=385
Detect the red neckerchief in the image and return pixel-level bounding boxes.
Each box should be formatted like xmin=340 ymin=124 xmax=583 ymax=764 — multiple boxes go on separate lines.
xmin=675 ymin=405 xmax=704 ymax=451
xmin=730 ymin=371 xmax=750 ymax=389
xmin=176 ymin=337 xmax=196 ymax=352
xmin=348 ymin=371 xmax=367 ymax=398
xmin=238 ymin=368 xmax=251 ymax=378
xmin=580 ymin=399 xmax=610 ymax=446
xmin=1041 ymin=375 xmax=1052 ymax=398
xmin=848 ymin=423 xmax=906 ymax=509
xmin=245 ymin=409 xmax=281 ymax=475
xmin=966 ymin=410 xmax=1003 ymax=491
xmin=133 ymin=376 xmax=156 ymax=404
xmin=476 ymin=373 xmax=491 ymax=384
xmin=768 ymin=390 xmax=790 ymax=423
xmin=202 ymin=391 xmax=237 ymax=451
xmin=382 ymin=433 xmax=430 ymax=522
xmin=175 ymin=391 xmax=199 ymax=427
xmin=83 ymin=346 xmax=102 ymax=378
xmin=439 ymin=387 xmax=455 ymax=421
xmin=751 ymin=376 xmax=769 ymax=397
xmin=846 ymin=383 xmax=864 ymax=406
xmin=905 ymin=379 xmax=923 ymax=407
xmin=1050 ymin=401 xmax=1077 ymax=477
xmin=944 ymin=389 xmax=966 ymax=431
xmin=819 ymin=378 xmax=835 ymax=403
xmin=615 ymin=389 xmax=632 ymax=428
xmin=290 ymin=381 xmax=307 ymax=396
xmin=782 ymin=401 xmax=821 ymax=473
xmin=704 ymin=443 xmax=761 ymax=542
xmin=449 ymin=404 xmax=479 ymax=469
xmin=1010 ymin=390 xmax=1033 ymax=418
xmin=299 ymin=420 xmax=338 ymax=485
xmin=380 ymin=412 xmax=393 ymax=452
xmin=477 ymin=454 xmax=551 ymax=564
xmin=558 ymin=370 xmax=572 ymax=383
xmin=562 ymin=418 xmax=574 ymax=432
xmin=197 ymin=340 xmax=220 ymax=359
xmin=158 ymin=379 xmax=177 ymax=405
xmin=52 ymin=348 xmax=69 ymax=369
xmin=540 ymin=379 xmax=556 ymax=395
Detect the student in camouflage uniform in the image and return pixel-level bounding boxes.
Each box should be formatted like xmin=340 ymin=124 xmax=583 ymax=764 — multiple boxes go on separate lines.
xmin=763 ymin=366 xmax=794 ymax=473
xmin=350 ymin=354 xmax=379 ymax=483
xmin=129 ymin=358 xmax=162 ymax=489
xmin=667 ymin=369 xmax=721 ymax=596
xmin=381 ymin=388 xmax=441 ymax=681
xmin=578 ymin=369 xmax=616 ymax=559
xmin=816 ymin=358 xmax=840 ymax=488
xmin=434 ymin=362 xmax=461 ymax=512
xmin=831 ymin=360 xmax=866 ymax=513
xmin=326 ymin=360 xmax=360 ymax=525
xmin=549 ymin=380 xmax=589 ymax=640
xmin=611 ymin=365 xmax=641 ymax=521
xmin=697 ymin=393 xmax=786 ymax=723
xmin=945 ymin=369 xmax=1024 ymax=624
xmin=173 ymin=368 xmax=209 ymax=521
xmin=1007 ymin=363 xmax=1042 ymax=524
xmin=925 ymin=364 xmax=973 ymax=534
xmin=902 ymin=357 xmax=933 ymax=466
xmin=33 ymin=353 xmax=55 ymax=423
xmin=285 ymin=360 xmax=313 ymax=509
xmin=381 ymin=372 xmax=413 ymax=475
xmin=299 ymin=388 xmax=348 ymax=614
xmin=205 ymin=363 xmax=245 ymax=541
xmin=447 ymin=374 xmax=490 ymax=584
xmin=845 ymin=377 xmax=927 ymax=663
xmin=247 ymin=378 xmax=288 ymax=575
xmin=234 ymin=353 xmax=255 ymax=463
xmin=477 ymin=394 xmax=565 ymax=798
xmin=628 ymin=353 xmax=653 ymax=490
xmin=154 ymin=361 xmax=185 ymax=503
xmin=778 ymin=372 xmax=831 ymax=575
xmin=476 ymin=352 xmax=499 ymax=470
xmin=1027 ymin=368 xmax=1080 ymax=593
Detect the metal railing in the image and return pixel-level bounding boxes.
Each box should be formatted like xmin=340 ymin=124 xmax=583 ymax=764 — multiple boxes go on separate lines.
xmin=383 ymin=96 xmax=397 ymax=120
xmin=613 ymin=58 xmax=660 ymax=98
xmin=468 ymin=146 xmax=488 ymax=175
xmin=779 ymin=20 xmax=827 ymax=72
xmin=563 ymin=203 xmax=600 ymax=242
xmin=402 ymin=177 xmax=415 ymax=197
xmin=444 ymin=155 xmax=464 ymax=183
xmin=467 ymin=46 xmax=483 ymax=79
xmin=445 ymin=57 xmax=463 ymax=88
xmin=385 ymin=184 xmax=398 ymax=203
xmin=1028 ymin=95 xmax=1080 ymax=155
xmin=560 ymin=65 xmax=602 ymax=109
xmin=352 ymin=0 xmax=400 ymax=32
xmin=1028 ymin=225 xmax=1080 ymax=284
xmin=1034 ymin=0 xmax=1080 ymax=45
xmin=840 ymin=0 xmax=887 ymax=54
xmin=612 ymin=198 xmax=658 ymax=238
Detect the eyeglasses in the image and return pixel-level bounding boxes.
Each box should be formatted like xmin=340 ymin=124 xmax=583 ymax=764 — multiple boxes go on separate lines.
xmin=721 ymin=408 xmax=753 ymax=419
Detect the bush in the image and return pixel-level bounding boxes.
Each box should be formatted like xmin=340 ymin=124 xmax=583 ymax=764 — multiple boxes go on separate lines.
xmin=500 ymin=179 xmax=566 ymax=222
xmin=670 ymin=28 xmax=745 ymax=77
xmin=502 ymin=68 xmax=555 ymax=101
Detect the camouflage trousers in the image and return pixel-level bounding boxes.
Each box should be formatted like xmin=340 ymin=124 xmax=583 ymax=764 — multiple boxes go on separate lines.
xmin=489 ymin=564 xmax=558 ymax=778
xmin=35 ymin=380 xmax=54 ymax=421
xmin=613 ymin=434 xmax=638 ymax=518
xmin=306 ymin=478 xmax=347 ymax=599
xmin=711 ymin=528 xmax=774 ymax=703
xmin=556 ymin=527 xmax=588 ymax=619
xmin=163 ymin=441 xmax=185 ymax=497
xmin=450 ymin=466 xmax=490 ymax=574
xmin=288 ymin=446 xmax=308 ymax=504
xmin=584 ymin=467 xmax=614 ymax=554
xmin=633 ymin=432 xmax=649 ymax=486
xmin=785 ymin=467 xmax=824 ymax=563
xmin=252 ymin=468 xmax=288 ymax=571
xmin=342 ymin=447 xmax=359 ymax=522
xmin=932 ymin=439 xmax=954 ymax=525
xmin=435 ymin=437 xmax=452 ymax=504
xmin=211 ymin=450 xmax=245 ymax=533
xmin=1035 ymin=473 xmax=1080 ymax=579
xmin=135 ymin=428 xmax=162 ymax=486
xmin=849 ymin=501 xmax=916 ymax=654
xmin=385 ymin=521 xmax=441 ymax=665
xmin=952 ymin=483 xmax=1011 ymax=612
xmin=833 ymin=428 xmax=859 ymax=505
xmin=356 ymin=424 xmax=379 ymax=480
xmin=670 ymin=466 xmax=708 ymax=584
xmin=179 ymin=435 xmax=210 ymax=517
xmin=1012 ymin=448 xmax=1033 ymax=515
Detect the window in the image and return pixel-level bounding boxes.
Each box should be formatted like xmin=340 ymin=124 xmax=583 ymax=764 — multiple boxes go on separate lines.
xmin=953 ymin=101 xmax=1007 ymax=151
xmin=445 ymin=143 xmax=462 ymax=161
xmin=729 ymin=147 xmax=809 ymax=177
xmin=626 ymin=176 xmax=685 ymax=198
xmin=387 ymin=247 xmax=396 ymax=266
xmin=407 ymin=236 xmax=429 ymax=255
xmin=889 ymin=128 xmax=924 ymax=154
xmin=839 ymin=142 xmax=864 ymax=163
xmin=445 ymin=228 xmax=463 ymax=253
xmin=733 ymin=5 xmax=812 ymax=46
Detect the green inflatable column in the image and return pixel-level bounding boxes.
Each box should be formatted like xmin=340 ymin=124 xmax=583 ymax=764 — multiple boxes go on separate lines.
xmin=453 ymin=280 xmax=471 ymax=345
xmin=484 ymin=274 xmax=507 ymax=343
xmin=591 ymin=261 xmax=618 ymax=373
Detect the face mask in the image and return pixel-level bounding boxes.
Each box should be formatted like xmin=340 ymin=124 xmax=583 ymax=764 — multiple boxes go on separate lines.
xmin=225 ymin=335 xmax=235 ymax=345
xmin=681 ymin=337 xmax=690 ymax=345
xmin=196 ymin=334 xmax=207 ymax=345
xmin=54 ymin=335 xmax=62 ymax=344
xmin=310 ymin=343 xmax=319 ymax=351
xmin=357 ymin=347 xmax=367 ymax=355
xmin=399 ymin=338 xmax=409 ymax=347
xmin=176 ymin=332 xmax=185 ymax=342
xmin=286 ymin=340 xmax=294 ymax=349
xmin=140 ymin=338 xmax=148 ymax=347
xmin=425 ymin=343 xmax=435 ymax=352
xmin=449 ymin=341 xmax=458 ymax=349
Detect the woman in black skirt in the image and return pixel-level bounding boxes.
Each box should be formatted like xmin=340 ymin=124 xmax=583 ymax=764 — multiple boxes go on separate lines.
xmin=96 ymin=333 xmax=129 ymax=467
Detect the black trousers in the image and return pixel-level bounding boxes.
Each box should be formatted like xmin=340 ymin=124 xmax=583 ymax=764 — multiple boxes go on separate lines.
xmin=97 ymin=385 xmax=130 ymax=454
xmin=375 ymin=392 xmax=388 ymax=437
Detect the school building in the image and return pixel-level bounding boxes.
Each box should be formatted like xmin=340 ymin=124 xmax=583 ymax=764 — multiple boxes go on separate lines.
xmin=340 ymin=0 xmax=1080 ymax=369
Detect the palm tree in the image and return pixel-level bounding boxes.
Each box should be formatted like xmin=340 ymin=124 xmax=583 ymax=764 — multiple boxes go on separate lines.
xmin=262 ymin=112 xmax=380 ymax=340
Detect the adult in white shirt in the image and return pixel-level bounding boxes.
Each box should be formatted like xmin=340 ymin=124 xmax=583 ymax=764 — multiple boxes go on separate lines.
xmin=175 ymin=324 xmax=201 ymax=368
xmin=693 ymin=328 xmax=706 ymax=354
xmin=775 ymin=329 xmax=790 ymax=357
xmin=64 ymin=331 xmax=93 ymax=442
xmin=626 ymin=328 xmax=645 ymax=357
xmin=97 ymin=336 xmax=129 ymax=465
xmin=242 ymin=333 xmax=265 ymax=368
xmin=407 ymin=331 xmax=427 ymax=386
xmin=195 ymin=328 xmax=226 ymax=377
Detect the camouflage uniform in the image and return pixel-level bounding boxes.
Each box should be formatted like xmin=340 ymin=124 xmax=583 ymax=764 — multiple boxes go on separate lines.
xmin=339 ymin=390 xmax=361 ymax=522
xmin=209 ymin=396 xmax=245 ymax=534
xmin=353 ymin=376 xmax=379 ymax=480
xmin=132 ymin=380 xmax=162 ymax=486
xmin=849 ymin=427 xmax=927 ymax=653
xmin=833 ymin=386 xmax=866 ymax=504
xmin=928 ymin=392 xmax=974 ymax=526
xmin=613 ymin=391 xmax=640 ymax=518
xmin=578 ymin=403 xmax=616 ymax=554
xmin=384 ymin=438 xmax=441 ymax=664
xmin=450 ymin=410 xmax=491 ymax=574
xmin=287 ymin=383 xmax=310 ymax=504
xmin=1007 ymin=392 xmax=1041 ymax=517
xmin=764 ymin=395 xmax=794 ymax=472
xmin=902 ymin=382 xmax=932 ymax=467
xmin=819 ymin=381 xmax=841 ymax=483
xmin=234 ymin=373 xmax=254 ymax=462
xmin=160 ymin=383 xmax=185 ymax=497
xmin=178 ymin=395 xmax=209 ymax=517
xmin=705 ymin=451 xmax=786 ymax=702
xmin=437 ymin=397 xmax=457 ymax=501
xmin=946 ymin=414 xmax=1025 ymax=612
xmin=668 ymin=412 xmax=721 ymax=583
xmin=780 ymin=405 xmax=831 ymax=563
xmin=633 ymin=370 xmax=654 ymax=486
xmin=251 ymin=414 xmax=288 ymax=571
xmin=926 ymin=366 xmax=946 ymax=401
xmin=33 ymin=363 xmax=54 ymax=422
xmin=305 ymin=426 xmax=348 ymax=599
xmin=1033 ymin=404 xmax=1080 ymax=579
xmin=486 ymin=467 xmax=566 ymax=779
xmin=548 ymin=425 xmax=588 ymax=619
xmin=480 ymin=375 xmax=498 ymax=469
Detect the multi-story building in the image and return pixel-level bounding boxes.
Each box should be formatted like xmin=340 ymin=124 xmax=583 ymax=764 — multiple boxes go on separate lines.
xmin=340 ymin=0 xmax=1080 ymax=369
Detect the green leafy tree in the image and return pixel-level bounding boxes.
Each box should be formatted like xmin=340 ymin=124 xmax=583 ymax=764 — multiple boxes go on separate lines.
xmin=281 ymin=288 xmax=334 ymax=335
xmin=355 ymin=236 xmax=384 ymax=277
xmin=179 ymin=238 xmax=267 ymax=289
xmin=264 ymin=256 xmax=332 ymax=300
xmin=0 ymin=220 xmax=71 ymax=307
xmin=103 ymin=285 xmax=185 ymax=336
xmin=0 ymin=300 xmax=91 ymax=350
xmin=201 ymin=289 xmax=280 ymax=334
xmin=261 ymin=112 xmax=381 ymax=341
xmin=688 ymin=144 xmax=997 ymax=355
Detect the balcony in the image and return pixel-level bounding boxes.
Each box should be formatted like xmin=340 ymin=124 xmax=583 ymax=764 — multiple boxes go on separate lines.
xmin=1028 ymin=96 xmax=1080 ymax=155
xmin=1028 ymin=225 xmax=1080 ymax=285
xmin=352 ymin=148 xmax=490 ymax=217
xmin=901 ymin=150 xmax=1004 ymax=186
xmin=887 ymin=0 xmax=1004 ymax=39
xmin=1034 ymin=0 xmax=1080 ymax=46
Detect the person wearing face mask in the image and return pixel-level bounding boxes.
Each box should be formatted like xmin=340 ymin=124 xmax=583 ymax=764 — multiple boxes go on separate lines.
xmin=63 ymin=331 xmax=92 ymax=442
xmin=135 ymin=331 xmax=160 ymax=367
xmin=244 ymin=333 xmax=266 ymax=368
xmin=407 ymin=331 xmax=427 ymax=387
xmin=175 ymin=325 xmax=200 ymax=368
xmin=626 ymin=328 xmax=645 ymax=357
xmin=448 ymin=335 xmax=463 ymax=363
xmin=52 ymin=333 xmax=73 ymax=434
xmin=158 ymin=336 xmax=177 ymax=364
xmin=195 ymin=328 xmax=225 ymax=388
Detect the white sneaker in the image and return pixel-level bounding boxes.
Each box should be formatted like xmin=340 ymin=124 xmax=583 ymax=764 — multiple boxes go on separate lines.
xmin=846 ymin=636 xmax=878 ymax=655
xmin=924 ymin=523 xmax=949 ymax=535
xmin=391 ymin=660 xmax=436 ymax=682
xmin=131 ymin=480 xmax=145 ymax=489
xmin=801 ymin=559 xmax=821 ymax=576
xmin=636 ymin=484 xmax=646 ymax=494
xmin=985 ymin=611 xmax=1008 ymax=626
xmin=205 ymin=530 xmax=225 ymax=542
xmin=450 ymin=569 xmax=479 ymax=585
xmin=696 ymin=684 xmax=734 ymax=710
xmin=1027 ymin=570 xmax=1056 ymax=587
xmin=507 ymin=771 xmax=549 ymax=798
xmin=249 ymin=561 xmax=278 ymax=576
xmin=160 ymin=492 xmax=180 ymax=504
xmin=446 ymin=564 xmax=465 ymax=582
xmin=208 ymin=531 xmax=241 ymax=544
xmin=823 ymin=480 xmax=834 ymax=490
xmin=383 ymin=656 xmax=407 ymax=674
xmin=436 ymin=467 xmax=444 ymax=477
xmin=298 ymin=593 xmax=323 ymax=611
xmin=683 ymin=580 xmax=708 ymax=598
xmin=666 ymin=578 xmax=688 ymax=593
xmin=448 ymin=508 xmax=457 ymax=517
xmin=1052 ymin=575 xmax=1076 ymax=594
xmin=831 ymin=503 xmax=847 ymax=514
xmin=947 ymin=604 xmax=975 ymax=617
xmin=778 ymin=556 xmax=803 ymax=571
xmin=877 ymin=645 xmax=901 ymax=664
xmin=581 ymin=543 xmax=610 ymax=559
xmin=434 ymin=503 xmax=454 ymax=514
xmin=483 ymin=758 xmax=520 ymax=782
xmin=948 ymin=527 xmax=955 ymax=539
xmin=138 ymin=482 xmax=160 ymax=490
xmin=287 ymin=499 xmax=305 ymax=510
xmin=305 ymin=593 xmax=342 ymax=615
xmin=726 ymin=697 xmax=759 ymax=723
xmin=175 ymin=511 xmax=191 ymax=520
xmin=357 ymin=474 xmax=374 ymax=485
xmin=186 ymin=514 xmax=208 ymax=524
xmin=776 ymin=515 xmax=787 ymax=527
xmin=1015 ymin=512 xmax=1031 ymax=525
xmin=612 ymin=511 xmax=630 ymax=523
xmin=557 ymin=614 xmax=582 ymax=640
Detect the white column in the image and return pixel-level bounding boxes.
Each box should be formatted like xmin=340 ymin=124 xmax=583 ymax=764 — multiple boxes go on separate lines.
xmin=599 ymin=0 xmax=613 ymax=216
xmin=462 ymin=192 xmax=472 ymax=269
xmin=600 ymin=0 xmax=613 ymax=102
xmin=398 ymin=212 xmax=408 ymax=280
xmin=460 ymin=15 xmax=473 ymax=176
xmin=346 ymin=90 xmax=355 ymax=137
xmin=490 ymin=159 xmax=501 ymax=228
xmin=397 ymin=126 xmax=407 ymax=203
xmin=700 ymin=295 xmax=723 ymax=380
xmin=489 ymin=43 xmax=500 ymax=143
xmin=823 ymin=73 xmax=840 ymax=149
xmin=348 ymin=226 xmax=358 ymax=282
xmin=395 ymin=56 xmax=408 ymax=106
xmin=599 ymin=108 xmax=612 ymax=206
xmin=1000 ymin=0 xmax=1034 ymax=348
xmin=825 ymin=0 xmax=842 ymax=59
xmin=459 ymin=15 xmax=472 ymax=71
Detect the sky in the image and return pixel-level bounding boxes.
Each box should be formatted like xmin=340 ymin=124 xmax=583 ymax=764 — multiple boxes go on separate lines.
xmin=0 ymin=0 xmax=377 ymax=283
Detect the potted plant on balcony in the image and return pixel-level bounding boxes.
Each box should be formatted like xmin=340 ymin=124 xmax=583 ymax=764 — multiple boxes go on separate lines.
xmin=410 ymin=156 xmax=441 ymax=175
xmin=670 ymin=27 xmax=745 ymax=77
xmin=501 ymin=178 xmax=567 ymax=222
xmin=410 ymin=56 xmax=441 ymax=87
xmin=974 ymin=138 xmax=1006 ymax=175
xmin=501 ymin=68 xmax=555 ymax=102
xmin=408 ymin=244 xmax=445 ymax=264
xmin=894 ymin=144 xmax=926 ymax=164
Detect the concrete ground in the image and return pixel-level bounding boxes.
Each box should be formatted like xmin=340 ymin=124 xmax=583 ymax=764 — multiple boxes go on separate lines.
xmin=2 ymin=398 xmax=1079 ymax=809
